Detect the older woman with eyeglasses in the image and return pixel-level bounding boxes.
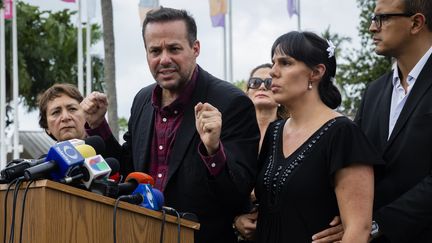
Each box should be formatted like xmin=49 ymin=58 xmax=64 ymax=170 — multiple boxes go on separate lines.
xmin=233 ymin=64 xmax=288 ymax=242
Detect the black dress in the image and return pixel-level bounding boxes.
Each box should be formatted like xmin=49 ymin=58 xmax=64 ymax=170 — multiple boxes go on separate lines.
xmin=255 ymin=117 xmax=382 ymax=243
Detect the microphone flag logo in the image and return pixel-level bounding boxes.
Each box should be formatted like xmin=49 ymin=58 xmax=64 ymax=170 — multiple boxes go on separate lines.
xmin=88 ymin=156 xmax=110 ymax=172
xmin=145 ymin=184 xmax=155 ymax=208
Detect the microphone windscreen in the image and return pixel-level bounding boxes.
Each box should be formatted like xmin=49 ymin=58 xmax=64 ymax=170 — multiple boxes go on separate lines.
xmin=82 ymin=155 xmax=111 ymax=188
xmin=84 ymin=136 xmax=105 ymax=155
xmin=68 ymin=139 xmax=85 ymax=147
xmin=105 ymin=157 xmax=120 ymax=176
xmin=152 ymin=188 xmax=164 ymax=207
xmin=126 ymin=172 xmax=155 ymax=186
xmin=132 ymin=184 xmax=160 ymax=210
xmin=26 ymin=141 xmax=84 ymax=181
xmin=75 ymin=144 xmax=96 ymax=158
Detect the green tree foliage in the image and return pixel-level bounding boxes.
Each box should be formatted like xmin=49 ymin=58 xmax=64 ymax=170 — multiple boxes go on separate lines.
xmin=4 ymin=2 xmax=104 ymax=112
xmin=118 ymin=117 xmax=128 ymax=132
xmin=336 ymin=0 xmax=392 ymax=116
xmin=233 ymin=79 xmax=247 ymax=92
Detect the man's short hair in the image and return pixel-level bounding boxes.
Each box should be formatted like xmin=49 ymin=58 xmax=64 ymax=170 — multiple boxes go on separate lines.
xmin=142 ymin=7 xmax=197 ymax=47
xmin=403 ymin=0 xmax=432 ymax=31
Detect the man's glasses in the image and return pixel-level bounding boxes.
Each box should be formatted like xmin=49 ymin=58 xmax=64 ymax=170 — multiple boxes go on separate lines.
xmin=371 ymin=13 xmax=414 ymax=29
xmin=247 ymin=78 xmax=272 ymax=90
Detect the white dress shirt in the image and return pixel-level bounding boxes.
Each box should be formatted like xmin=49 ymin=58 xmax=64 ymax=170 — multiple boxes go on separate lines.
xmin=388 ymin=45 xmax=432 ymax=139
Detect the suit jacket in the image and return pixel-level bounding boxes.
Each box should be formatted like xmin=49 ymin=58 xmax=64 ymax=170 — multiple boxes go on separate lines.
xmin=105 ymin=66 xmax=260 ymax=243
xmin=355 ymin=55 xmax=432 ymax=243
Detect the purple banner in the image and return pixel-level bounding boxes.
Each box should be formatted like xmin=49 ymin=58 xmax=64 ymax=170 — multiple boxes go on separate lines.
xmin=211 ymin=13 xmax=225 ymax=27
xmin=287 ymin=0 xmax=299 ymax=18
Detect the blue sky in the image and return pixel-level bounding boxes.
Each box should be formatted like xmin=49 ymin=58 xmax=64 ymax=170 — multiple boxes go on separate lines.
xmin=19 ymin=0 xmax=361 ymax=130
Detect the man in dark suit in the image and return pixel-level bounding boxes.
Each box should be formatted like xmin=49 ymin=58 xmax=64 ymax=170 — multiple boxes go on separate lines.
xmin=355 ymin=0 xmax=432 ymax=242
xmin=311 ymin=0 xmax=432 ymax=242
xmin=81 ymin=7 xmax=259 ymax=243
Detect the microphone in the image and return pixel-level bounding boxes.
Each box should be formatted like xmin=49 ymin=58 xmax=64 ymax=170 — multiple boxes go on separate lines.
xmin=0 ymin=135 xmax=105 ymax=182
xmin=117 ymin=172 xmax=155 ymax=196
xmin=74 ymin=144 xmax=96 ymax=158
xmin=120 ymin=184 xmax=164 ymax=211
xmin=23 ymin=141 xmax=96 ymax=181
xmin=61 ymin=157 xmax=120 ymax=189
xmin=0 ymin=159 xmax=44 ymax=182
xmin=80 ymin=135 xmax=105 ymax=155
xmin=89 ymin=171 xmax=154 ymax=198
xmin=81 ymin=155 xmax=111 ymax=188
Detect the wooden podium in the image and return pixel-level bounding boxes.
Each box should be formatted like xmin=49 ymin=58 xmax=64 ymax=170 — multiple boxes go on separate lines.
xmin=0 ymin=180 xmax=200 ymax=243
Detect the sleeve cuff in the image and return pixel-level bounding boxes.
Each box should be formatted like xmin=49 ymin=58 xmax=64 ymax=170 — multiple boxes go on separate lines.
xmin=85 ymin=119 xmax=113 ymax=141
xmin=198 ymin=141 xmax=227 ymax=176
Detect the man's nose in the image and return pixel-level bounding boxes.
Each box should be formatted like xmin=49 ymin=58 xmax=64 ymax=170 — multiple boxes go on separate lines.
xmin=160 ymin=51 xmax=172 ymax=65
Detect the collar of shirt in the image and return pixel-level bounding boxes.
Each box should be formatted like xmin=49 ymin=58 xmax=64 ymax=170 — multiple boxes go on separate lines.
xmin=151 ymin=66 xmax=199 ymax=116
xmin=392 ymin=45 xmax=432 ymax=88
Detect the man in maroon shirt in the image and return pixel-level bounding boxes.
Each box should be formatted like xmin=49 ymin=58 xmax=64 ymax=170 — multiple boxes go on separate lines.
xmin=81 ymin=7 xmax=259 ymax=243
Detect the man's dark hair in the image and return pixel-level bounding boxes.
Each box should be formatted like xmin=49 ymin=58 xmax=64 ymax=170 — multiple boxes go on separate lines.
xmin=142 ymin=7 xmax=197 ymax=47
xmin=403 ymin=0 xmax=432 ymax=31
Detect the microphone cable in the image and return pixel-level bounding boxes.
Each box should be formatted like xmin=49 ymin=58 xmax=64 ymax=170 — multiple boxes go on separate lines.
xmin=8 ymin=177 xmax=23 ymax=243
xmin=18 ymin=179 xmax=35 ymax=243
xmin=112 ymin=195 xmax=130 ymax=243
xmin=159 ymin=209 xmax=166 ymax=243
xmin=2 ymin=178 xmax=18 ymax=243
xmin=162 ymin=206 xmax=181 ymax=243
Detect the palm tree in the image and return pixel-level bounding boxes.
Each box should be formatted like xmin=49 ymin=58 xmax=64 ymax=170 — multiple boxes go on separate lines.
xmin=100 ymin=0 xmax=119 ymax=140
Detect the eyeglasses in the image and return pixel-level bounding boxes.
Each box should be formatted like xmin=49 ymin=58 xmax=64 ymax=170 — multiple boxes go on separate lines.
xmin=247 ymin=78 xmax=272 ymax=90
xmin=371 ymin=13 xmax=414 ymax=29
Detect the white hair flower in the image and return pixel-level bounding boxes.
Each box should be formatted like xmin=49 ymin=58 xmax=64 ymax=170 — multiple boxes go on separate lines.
xmin=326 ymin=39 xmax=335 ymax=58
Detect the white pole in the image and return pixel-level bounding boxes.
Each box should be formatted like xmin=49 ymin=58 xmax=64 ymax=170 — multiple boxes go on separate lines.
xmin=77 ymin=0 xmax=84 ymax=94
xmin=12 ymin=0 xmax=20 ymax=159
xmin=297 ymin=0 xmax=301 ymax=31
xmin=0 ymin=7 xmax=7 ymax=167
xmin=228 ymin=0 xmax=233 ymax=82
xmin=223 ymin=14 xmax=227 ymax=81
xmin=85 ymin=14 xmax=92 ymax=96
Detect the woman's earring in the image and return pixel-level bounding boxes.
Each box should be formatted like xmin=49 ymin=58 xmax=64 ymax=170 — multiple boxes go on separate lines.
xmin=308 ymin=81 xmax=313 ymax=90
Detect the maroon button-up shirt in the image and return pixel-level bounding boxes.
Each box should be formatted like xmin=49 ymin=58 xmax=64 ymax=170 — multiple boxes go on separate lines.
xmin=149 ymin=67 xmax=226 ymax=191
xmin=88 ymin=66 xmax=227 ymax=191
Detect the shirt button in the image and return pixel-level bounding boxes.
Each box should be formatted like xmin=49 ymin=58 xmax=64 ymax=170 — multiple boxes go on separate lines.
xmin=162 ymin=117 xmax=167 ymax=122
xmin=157 ymin=173 xmax=163 ymax=178
xmin=174 ymin=110 xmax=178 ymax=115
xmin=158 ymin=145 xmax=163 ymax=150
xmin=211 ymin=162 xmax=216 ymax=168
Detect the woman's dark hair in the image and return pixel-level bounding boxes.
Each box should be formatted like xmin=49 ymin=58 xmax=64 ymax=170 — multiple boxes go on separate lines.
xmin=270 ymin=31 xmax=341 ymax=109
xmin=38 ymin=83 xmax=83 ymax=140
xmin=249 ymin=63 xmax=289 ymax=119
xmin=249 ymin=63 xmax=273 ymax=80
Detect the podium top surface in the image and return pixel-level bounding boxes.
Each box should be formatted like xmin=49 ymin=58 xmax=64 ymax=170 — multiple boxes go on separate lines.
xmin=0 ymin=179 xmax=200 ymax=230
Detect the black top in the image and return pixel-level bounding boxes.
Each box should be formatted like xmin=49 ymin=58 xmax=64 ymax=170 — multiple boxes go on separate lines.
xmin=255 ymin=116 xmax=383 ymax=243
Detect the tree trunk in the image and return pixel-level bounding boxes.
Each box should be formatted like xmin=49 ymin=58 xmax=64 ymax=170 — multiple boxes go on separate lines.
xmin=100 ymin=0 xmax=119 ymax=140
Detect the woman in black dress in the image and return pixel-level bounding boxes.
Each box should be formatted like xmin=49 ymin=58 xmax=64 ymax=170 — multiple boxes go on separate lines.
xmin=255 ymin=31 xmax=382 ymax=243
xmin=234 ymin=63 xmax=288 ymax=242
